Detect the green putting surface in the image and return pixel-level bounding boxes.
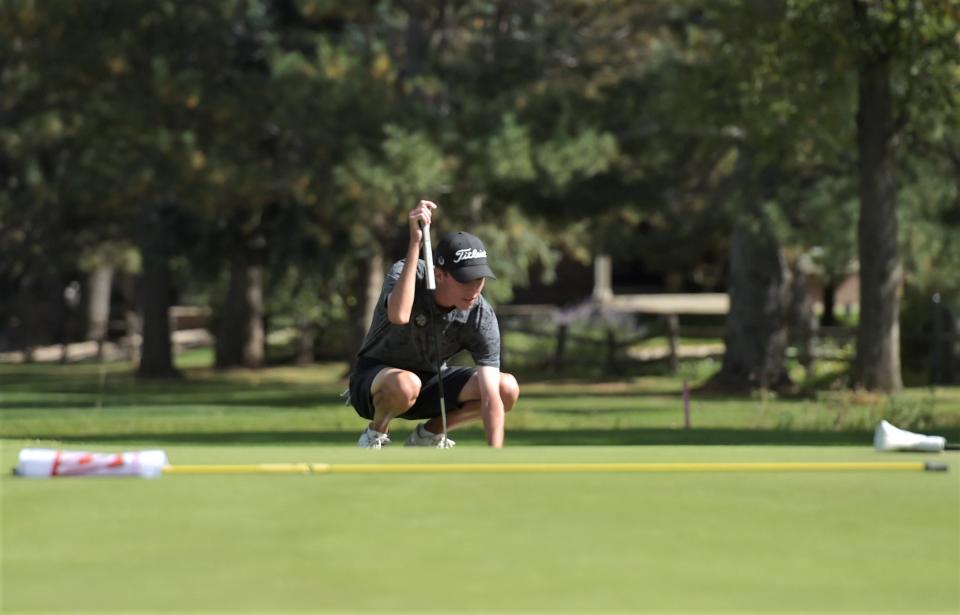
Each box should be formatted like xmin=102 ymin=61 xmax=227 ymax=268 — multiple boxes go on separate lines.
xmin=3 ymin=441 xmax=958 ymax=613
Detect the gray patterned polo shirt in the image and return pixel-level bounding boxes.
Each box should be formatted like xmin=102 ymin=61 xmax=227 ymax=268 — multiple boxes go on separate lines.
xmin=356 ymin=259 xmax=500 ymax=373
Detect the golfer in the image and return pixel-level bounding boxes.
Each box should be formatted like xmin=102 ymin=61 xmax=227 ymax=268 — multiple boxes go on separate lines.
xmin=349 ymin=200 xmax=519 ymax=448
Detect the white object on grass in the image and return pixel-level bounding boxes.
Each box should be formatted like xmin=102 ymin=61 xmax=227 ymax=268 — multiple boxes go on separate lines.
xmin=873 ymin=420 xmax=946 ymax=452
xmin=15 ymin=448 xmax=168 ymax=478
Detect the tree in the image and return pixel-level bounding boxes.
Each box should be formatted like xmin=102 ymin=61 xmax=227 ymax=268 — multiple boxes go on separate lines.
xmin=851 ymin=0 xmax=902 ymax=391
xmin=643 ymin=0 xmax=957 ymax=391
xmin=850 ymin=0 xmax=960 ymax=391
xmin=1 ymin=0 xmax=157 ymax=358
xmin=649 ymin=1 xmax=853 ymax=390
xmin=9 ymin=0 xmax=956 ymax=387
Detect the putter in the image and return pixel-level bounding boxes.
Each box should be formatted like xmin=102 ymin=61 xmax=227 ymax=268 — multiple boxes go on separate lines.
xmin=419 ymin=220 xmax=450 ymax=446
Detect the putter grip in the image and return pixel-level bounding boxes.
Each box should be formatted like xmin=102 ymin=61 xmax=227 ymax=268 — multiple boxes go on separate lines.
xmin=418 ymin=220 xmax=436 ymax=290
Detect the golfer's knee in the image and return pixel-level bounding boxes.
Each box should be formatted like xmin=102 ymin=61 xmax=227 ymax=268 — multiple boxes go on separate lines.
xmin=500 ymin=372 xmax=520 ymax=412
xmin=377 ymin=371 xmax=422 ymax=412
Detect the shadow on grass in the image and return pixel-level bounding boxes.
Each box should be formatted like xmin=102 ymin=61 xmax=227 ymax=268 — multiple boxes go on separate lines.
xmin=0 ymin=366 xmax=345 ymax=393
xmin=518 ymin=389 xmax=743 ymax=401
xmin=0 ymin=369 xmax=345 ymax=410
xmin=0 ymin=395 xmax=345 ymax=411
xmin=34 ymin=427 xmax=904 ymax=447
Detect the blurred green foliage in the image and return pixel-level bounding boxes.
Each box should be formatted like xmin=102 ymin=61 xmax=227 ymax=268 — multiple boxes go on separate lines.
xmin=1 ymin=0 xmax=958 ymax=379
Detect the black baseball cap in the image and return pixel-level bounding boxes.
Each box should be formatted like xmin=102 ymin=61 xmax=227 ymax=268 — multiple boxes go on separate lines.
xmin=435 ymin=232 xmax=497 ymax=282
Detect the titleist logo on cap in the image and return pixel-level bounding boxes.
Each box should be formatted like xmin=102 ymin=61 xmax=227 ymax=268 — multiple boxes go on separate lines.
xmin=453 ymin=248 xmax=487 ymax=263
xmin=434 ymin=231 xmax=496 ymax=281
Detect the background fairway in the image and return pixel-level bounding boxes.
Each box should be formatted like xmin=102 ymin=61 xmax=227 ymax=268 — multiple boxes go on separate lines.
xmin=2 ymin=442 xmax=958 ymax=613
xmin=2 ymin=356 xmax=959 ymax=446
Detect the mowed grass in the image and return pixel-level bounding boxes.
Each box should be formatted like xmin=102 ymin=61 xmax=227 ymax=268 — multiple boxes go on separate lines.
xmin=2 ymin=353 xmax=960 ymax=612
xmin=2 ymin=443 xmax=958 ymax=613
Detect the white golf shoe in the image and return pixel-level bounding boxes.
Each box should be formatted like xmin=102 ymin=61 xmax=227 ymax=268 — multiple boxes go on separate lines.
xmin=357 ymin=426 xmax=391 ymax=449
xmin=404 ymin=424 xmax=455 ymax=448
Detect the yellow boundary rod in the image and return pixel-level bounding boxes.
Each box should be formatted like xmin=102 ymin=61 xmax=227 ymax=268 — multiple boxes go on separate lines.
xmin=162 ymin=461 xmax=948 ymax=475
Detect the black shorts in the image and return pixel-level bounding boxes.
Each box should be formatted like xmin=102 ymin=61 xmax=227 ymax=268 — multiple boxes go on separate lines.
xmin=348 ymin=359 xmax=477 ymax=421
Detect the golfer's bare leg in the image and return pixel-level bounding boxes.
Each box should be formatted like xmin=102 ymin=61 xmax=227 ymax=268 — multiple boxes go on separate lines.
xmin=423 ymin=372 xmax=519 ymax=433
xmin=369 ymin=368 xmax=421 ymax=433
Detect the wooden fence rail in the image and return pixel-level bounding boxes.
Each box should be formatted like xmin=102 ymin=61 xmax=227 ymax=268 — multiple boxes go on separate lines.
xmin=496 ymin=301 xmax=960 ymax=377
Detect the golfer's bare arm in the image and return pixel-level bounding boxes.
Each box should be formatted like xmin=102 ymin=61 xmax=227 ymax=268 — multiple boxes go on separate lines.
xmin=387 ymin=200 xmax=436 ymax=325
xmin=477 ymin=366 xmax=505 ymax=448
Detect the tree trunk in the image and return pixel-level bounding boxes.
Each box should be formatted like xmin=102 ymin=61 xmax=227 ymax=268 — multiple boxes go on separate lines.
xmin=215 ymin=258 xmax=265 ymax=369
xmin=852 ymin=2 xmax=902 ymax=392
xmin=788 ymin=262 xmax=817 ymax=382
xmin=295 ymin=316 xmax=315 ymax=365
xmin=345 ymin=249 xmax=384 ymax=372
xmin=711 ymin=221 xmax=791 ymax=391
xmin=592 ymin=254 xmax=613 ymax=303
xmin=137 ymin=250 xmax=179 ymax=379
xmin=87 ymin=266 xmax=113 ymax=359
xmin=119 ymin=272 xmax=142 ymax=363
xmin=820 ymin=278 xmax=837 ymax=327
